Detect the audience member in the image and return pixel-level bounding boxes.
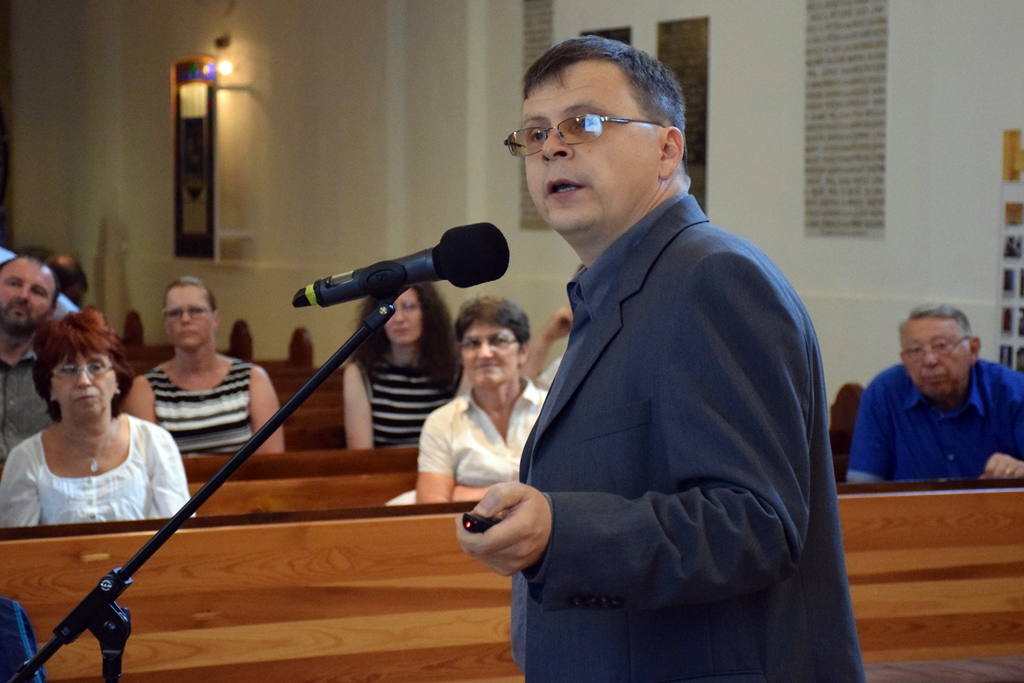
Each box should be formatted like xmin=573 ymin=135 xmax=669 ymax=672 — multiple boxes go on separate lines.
xmin=0 ymin=256 xmax=59 ymax=464
xmin=0 ymin=310 xmax=190 ymax=526
xmin=457 ymin=36 xmax=863 ymax=681
xmin=122 ymin=276 xmax=284 ymax=455
xmin=417 ymin=296 xmax=545 ymax=503
xmin=6 ymin=246 xmax=78 ymax=318
xmin=46 ymin=253 xmax=88 ymax=308
xmin=522 ymin=303 xmax=571 ymax=390
xmin=343 ymin=283 xmax=460 ymax=448
xmin=848 ymin=304 xmax=1024 ymax=481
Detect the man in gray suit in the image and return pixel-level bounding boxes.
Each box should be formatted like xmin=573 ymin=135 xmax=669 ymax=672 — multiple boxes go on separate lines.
xmin=457 ymin=36 xmax=864 ymax=682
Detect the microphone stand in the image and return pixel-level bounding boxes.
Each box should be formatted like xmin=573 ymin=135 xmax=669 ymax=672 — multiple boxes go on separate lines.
xmin=7 ymin=297 xmax=398 ymax=683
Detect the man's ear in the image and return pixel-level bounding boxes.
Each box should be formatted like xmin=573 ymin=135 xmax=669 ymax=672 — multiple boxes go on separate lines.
xmin=969 ymin=336 xmax=981 ymax=360
xmin=658 ymin=127 xmax=686 ymax=180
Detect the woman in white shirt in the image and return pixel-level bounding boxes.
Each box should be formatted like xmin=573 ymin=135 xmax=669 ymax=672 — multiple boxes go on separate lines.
xmin=416 ymin=297 xmax=546 ymax=503
xmin=0 ymin=309 xmax=190 ymax=527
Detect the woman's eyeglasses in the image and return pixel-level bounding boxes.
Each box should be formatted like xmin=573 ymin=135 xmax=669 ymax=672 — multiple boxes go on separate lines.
xmin=53 ymin=361 xmax=112 ymax=380
xmin=460 ymin=333 xmax=518 ymax=351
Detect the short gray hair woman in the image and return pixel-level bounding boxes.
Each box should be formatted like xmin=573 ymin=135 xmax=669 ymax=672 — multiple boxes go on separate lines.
xmin=416 ymin=296 xmax=547 ymax=503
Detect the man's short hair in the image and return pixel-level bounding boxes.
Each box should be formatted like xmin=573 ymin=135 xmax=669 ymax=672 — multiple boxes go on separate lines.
xmin=899 ymin=304 xmax=972 ymax=339
xmin=455 ymin=296 xmax=531 ymax=345
xmin=46 ymin=254 xmax=88 ymax=295
xmin=523 ymin=35 xmax=686 ymax=137
xmin=0 ymin=256 xmax=61 ymax=306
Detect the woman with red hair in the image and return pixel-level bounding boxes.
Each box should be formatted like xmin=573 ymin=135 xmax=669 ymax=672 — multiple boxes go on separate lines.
xmin=0 ymin=310 xmax=190 ymax=526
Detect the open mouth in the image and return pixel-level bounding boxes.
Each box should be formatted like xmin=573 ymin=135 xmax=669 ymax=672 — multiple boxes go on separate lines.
xmin=548 ymin=181 xmax=582 ymax=195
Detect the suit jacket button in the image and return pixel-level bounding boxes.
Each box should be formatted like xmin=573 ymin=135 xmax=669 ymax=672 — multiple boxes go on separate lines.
xmin=610 ymin=597 xmax=624 ymax=608
xmin=570 ymin=594 xmax=583 ymax=607
xmin=598 ymin=596 xmax=610 ymax=607
xmin=584 ymin=595 xmax=598 ymax=607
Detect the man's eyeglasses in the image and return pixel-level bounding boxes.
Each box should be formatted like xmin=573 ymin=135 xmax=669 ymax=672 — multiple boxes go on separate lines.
xmin=503 ymin=114 xmax=662 ymax=157
xmin=163 ymin=306 xmax=212 ymax=321
xmin=53 ymin=361 xmax=112 ymax=380
xmin=900 ymin=336 xmax=970 ymax=363
xmin=460 ymin=333 xmax=518 ymax=351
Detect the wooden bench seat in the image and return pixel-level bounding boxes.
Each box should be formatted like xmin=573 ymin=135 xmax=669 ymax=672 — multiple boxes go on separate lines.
xmin=181 ymin=448 xmax=419 ymax=514
xmin=839 ymin=483 xmax=1024 ymax=663
xmin=276 ymin=387 xmax=344 ymax=409
xmin=0 ymin=506 xmax=518 ymax=683
xmin=3 ymin=482 xmax=1022 ymax=681
xmin=272 ymin=371 xmax=345 ymax=397
xmin=190 ymin=472 xmax=417 ymax=514
xmin=181 ymin=447 xmax=418 ymax=482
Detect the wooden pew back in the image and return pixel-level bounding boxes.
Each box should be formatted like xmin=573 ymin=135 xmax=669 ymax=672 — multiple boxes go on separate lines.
xmin=5 ymin=482 xmax=1021 ymax=680
xmin=190 ymin=472 xmax=416 ymax=514
xmin=181 ymin=447 xmax=417 ymax=482
xmin=829 ymin=382 xmax=864 ymax=482
xmin=0 ymin=508 xmax=518 ymax=682
xmin=183 ymin=448 xmax=418 ymax=514
xmin=840 ymin=486 xmax=1024 ymax=663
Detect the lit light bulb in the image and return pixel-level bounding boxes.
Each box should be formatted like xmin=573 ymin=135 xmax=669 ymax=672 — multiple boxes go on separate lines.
xmin=217 ymin=60 xmax=233 ymax=76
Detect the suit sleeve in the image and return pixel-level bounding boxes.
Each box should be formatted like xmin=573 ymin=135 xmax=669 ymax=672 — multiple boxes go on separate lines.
xmin=533 ymin=248 xmax=822 ymax=611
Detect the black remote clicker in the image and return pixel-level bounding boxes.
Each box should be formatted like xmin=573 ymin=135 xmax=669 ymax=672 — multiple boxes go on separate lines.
xmin=462 ymin=512 xmax=502 ymax=533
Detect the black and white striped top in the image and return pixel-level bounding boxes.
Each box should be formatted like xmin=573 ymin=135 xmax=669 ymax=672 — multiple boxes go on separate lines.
xmin=363 ymin=362 xmax=458 ymax=448
xmin=145 ymin=359 xmax=253 ymax=455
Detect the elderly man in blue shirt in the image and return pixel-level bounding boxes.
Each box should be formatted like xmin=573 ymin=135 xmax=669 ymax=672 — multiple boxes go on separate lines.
xmin=849 ymin=304 xmax=1024 ymax=482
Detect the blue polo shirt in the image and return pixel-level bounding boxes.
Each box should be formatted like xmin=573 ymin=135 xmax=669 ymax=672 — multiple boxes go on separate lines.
xmin=848 ymin=359 xmax=1024 ymax=480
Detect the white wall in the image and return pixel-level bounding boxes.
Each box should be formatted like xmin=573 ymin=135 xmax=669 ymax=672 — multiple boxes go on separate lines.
xmin=554 ymin=0 xmax=1022 ymax=395
xmin=8 ymin=0 xmax=1024 ymax=400
xmin=8 ymin=0 xmax=579 ymax=366
xmin=11 ymin=0 xmax=395 ymax=359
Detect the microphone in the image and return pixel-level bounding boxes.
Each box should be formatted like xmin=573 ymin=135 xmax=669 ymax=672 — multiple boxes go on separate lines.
xmin=292 ymin=222 xmax=509 ymax=308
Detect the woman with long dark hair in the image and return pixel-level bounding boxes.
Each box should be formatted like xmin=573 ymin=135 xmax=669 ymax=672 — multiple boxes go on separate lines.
xmin=342 ymin=283 xmax=460 ymax=448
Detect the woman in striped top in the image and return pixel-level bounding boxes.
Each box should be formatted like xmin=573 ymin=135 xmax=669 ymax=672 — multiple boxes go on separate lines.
xmin=342 ymin=283 xmax=460 ymax=448
xmin=122 ymin=277 xmax=285 ymax=455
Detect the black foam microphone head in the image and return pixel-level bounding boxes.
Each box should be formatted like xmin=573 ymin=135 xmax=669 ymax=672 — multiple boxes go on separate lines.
xmin=433 ymin=223 xmax=510 ymax=288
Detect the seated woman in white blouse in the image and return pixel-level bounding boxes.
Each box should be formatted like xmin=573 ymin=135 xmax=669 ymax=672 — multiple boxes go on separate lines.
xmin=415 ymin=296 xmax=546 ymax=503
xmin=0 ymin=310 xmax=190 ymax=527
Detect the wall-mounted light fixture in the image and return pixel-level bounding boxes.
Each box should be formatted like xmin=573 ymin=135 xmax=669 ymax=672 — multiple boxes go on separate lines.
xmin=171 ymin=56 xmax=217 ymax=258
xmin=214 ymin=34 xmax=234 ymax=81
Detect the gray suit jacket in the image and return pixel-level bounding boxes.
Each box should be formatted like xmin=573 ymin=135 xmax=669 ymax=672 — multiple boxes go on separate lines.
xmin=516 ymin=196 xmax=864 ymax=682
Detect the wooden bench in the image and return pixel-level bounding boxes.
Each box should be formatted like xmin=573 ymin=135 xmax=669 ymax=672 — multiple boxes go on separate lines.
xmin=180 ymin=447 xmax=417 ymax=483
xmin=829 ymin=382 xmax=864 ymax=483
xmin=269 ymin=367 xmax=345 ymax=396
xmin=4 ymin=483 xmax=1021 ymax=680
xmin=188 ymin=472 xmax=416 ymax=514
xmin=281 ymin=408 xmax=347 ymax=450
xmin=0 ymin=505 xmax=520 ymax=683
xmin=838 ymin=481 xmax=1024 ymax=664
xmin=1 ymin=449 xmax=420 ymax=518
xmin=183 ymin=448 xmax=418 ymax=514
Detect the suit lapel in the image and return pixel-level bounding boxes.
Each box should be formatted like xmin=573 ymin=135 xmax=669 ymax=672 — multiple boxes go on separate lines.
xmin=527 ymin=196 xmax=710 ymax=461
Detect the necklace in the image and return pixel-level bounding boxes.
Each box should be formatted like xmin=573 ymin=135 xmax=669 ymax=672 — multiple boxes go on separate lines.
xmin=90 ymin=458 xmax=99 ymax=473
